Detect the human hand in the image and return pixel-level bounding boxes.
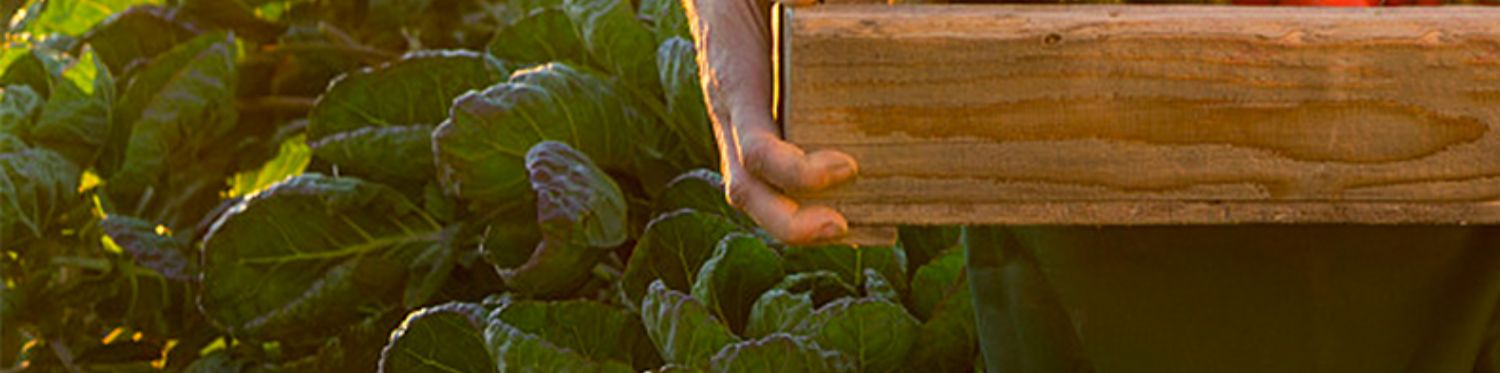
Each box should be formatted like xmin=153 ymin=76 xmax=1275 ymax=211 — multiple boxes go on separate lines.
xmin=684 ymin=0 xmax=859 ymax=244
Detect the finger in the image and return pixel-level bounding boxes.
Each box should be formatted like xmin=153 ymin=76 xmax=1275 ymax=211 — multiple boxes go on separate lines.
xmin=727 ymin=173 xmax=848 ymax=244
xmin=742 ymin=135 xmax=859 ymax=193
xmin=779 ymin=0 xmax=819 ymax=6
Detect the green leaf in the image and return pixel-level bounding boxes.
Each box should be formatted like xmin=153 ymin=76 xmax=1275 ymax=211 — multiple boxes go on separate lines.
xmin=30 ymin=49 xmax=113 ymax=166
xmin=100 ymin=32 xmax=236 ymax=188
xmin=772 ymin=271 xmax=859 ymax=309
xmin=228 ymin=134 xmax=312 ymax=198
xmin=563 ymin=0 xmax=659 ymax=92
xmin=656 ymin=37 xmax=716 ymax=169
xmin=0 ymin=140 xmax=79 ymax=242
xmin=379 ymin=302 xmax=496 ymax=373
xmin=486 ymin=8 xmax=587 ymax=66
xmin=620 ymin=209 xmax=741 ymax=303
xmin=709 ymin=333 xmax=856 ymax=373
xmin=23 ymin=0 xmax=161 ymax=37
xmin=909 ymin=248 xmax=964 ymax=321
xmin=639 ymin=0 xmax=691 ymax=43
xmin=641 ymin=280 xmax=739 ymax=368
xmin=745 ymin=289 xmax=814 ymax=340
xmin=803 ymin=297 xmax=920 ymax=373
xmin=0 ymin=49 xmax=62 ymax=98
xmin=784 ymin=245 xmax=909 ymax=297
xmin=861 ymin=269 xmax=899 ymax=303
xmin=433 ymin=63 xmax=654 ymax=207
xmin=100 ymin=215 xmax=194 ymax=281
xmin=691 ymin=233 xmax=784 ymax=334
xmin=0 ymin=85 xmax=42 ymax=136
xmin=83 ymin=6 xmax=198 ymax=77
xmin=652 ymin=169 xmax=747 ymax=225
xmin=199 ymin=174 xmax=444 ymax=341
xmin=904 ymin=270 xmax=977 ymax=373
xmin=307 ymin=50 xmax=506 ymax=142
xmin=899 ymin=226 xmax=962 ymax=274
xmin=498 ymin=141 xmax=628 ymax=296
xmin=484 ymin=311 xmax=636 ymax=373
xmin=309 ymin=125 xmax=433 ymax=188
xmin=494 ymin=300 xmax=661 ymax=370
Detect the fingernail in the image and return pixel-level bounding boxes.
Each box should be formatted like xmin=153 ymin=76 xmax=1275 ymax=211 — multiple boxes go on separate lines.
xmin=828 ymin=160 xmax=856 ymax=180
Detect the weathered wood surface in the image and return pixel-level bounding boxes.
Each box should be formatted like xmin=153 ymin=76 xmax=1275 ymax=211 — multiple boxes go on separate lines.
xmin=779 ymin=5 xmax=1500 ymax=231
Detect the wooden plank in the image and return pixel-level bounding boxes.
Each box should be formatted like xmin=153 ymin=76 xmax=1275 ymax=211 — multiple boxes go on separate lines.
xmin=779 ymin=5 xmax=1500 ymax=226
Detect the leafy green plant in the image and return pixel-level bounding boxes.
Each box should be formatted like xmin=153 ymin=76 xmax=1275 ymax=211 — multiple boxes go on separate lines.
xmin=0 ymin=0 xmax=979 ymax=371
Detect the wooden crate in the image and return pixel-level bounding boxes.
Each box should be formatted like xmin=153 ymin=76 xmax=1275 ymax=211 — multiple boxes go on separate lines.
xmin=775 ymin=4 xmax=1500 ymax=243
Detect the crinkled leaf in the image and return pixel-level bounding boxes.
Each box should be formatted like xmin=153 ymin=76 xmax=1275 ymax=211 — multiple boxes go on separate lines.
xmin=0 ymin=85 xmax=41 ymax=136
xmin=433 ymin=63 xmax=654 ymax=206
xmin=486 ymin=8 xmax=587 ymax=66
xmin=493 ymin=300 xmax=661 ymax=370
xmin=709 ymin=333 xmax=855 ymax=373
xmin=308 ymin=124 xmax=433 ymax=188
xmin=784 ymin=244 xmax=909 ymax=297
xmin=100 ymin=32 xmax=236 ymax=188
xmin=803 ymin=298 xmax=920 ymax=373
xmin=909 ymin=248 xmax=965 ymax=321
xmin=772 ymin=271 xmax=858 ymax=309
xmin=31 ymin=50 xmax=113 ymax=166
xmin=307 ymin=50 xmax=506 ymax=141
xmin=200 ymin=174 xmax=443 ymax=341
xmin=0 ymin=141 xmax=79 ymax=242
xmin=484 ymin=314 xmax=635 ymax=373
xmin=899 ymin=226 xmax=963 ymax=274
xmin=652 ymin=170 xmax=751 ymax=227
xmin=641 ymin=281 xmax=739 ymax=368
xmin=378 ymin=302 xmax=495 ymax=373
xmin=100 ymin=215 xmax=194 ymax=281
xmin=498 ymin=141 xmax=627 ymax=296
xmin=563 ymin=0 xmax=659 ymax=92
xmin=639 ymin=0 xmax=691 ymax=43
xmin=691 ymin=233 xmax=784 ymax=334
xmin=861 ymin=269 xmax=898 ymax=303
xmin=745 ymin=289 xmax=814 ymax=340
xmin=620 ymin=209 xmax=741 ymax=303
xmin=83 ymin=6 xmax=197 ymax=76
xmin=656 ymin=37 xmax=716 ymax=168
xmin=905 ymin=267 xmax=977 ymax=373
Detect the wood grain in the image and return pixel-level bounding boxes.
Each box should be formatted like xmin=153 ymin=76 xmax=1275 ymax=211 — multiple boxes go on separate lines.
xmin=779 ymin=5 xmax=1500 ymax=229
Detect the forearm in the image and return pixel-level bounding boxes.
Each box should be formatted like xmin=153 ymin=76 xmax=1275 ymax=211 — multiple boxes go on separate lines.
xmin=683 ymin=0 xmax=775 ymax=170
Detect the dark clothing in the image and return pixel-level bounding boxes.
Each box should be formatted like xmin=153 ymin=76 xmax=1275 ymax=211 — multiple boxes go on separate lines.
xmin=966 ymin=226 xmax=1500 ymax=372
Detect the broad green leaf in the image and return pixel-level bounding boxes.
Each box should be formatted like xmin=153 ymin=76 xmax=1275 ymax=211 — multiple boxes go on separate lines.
xmin=181 ymin=0 xmax=284 ymax=43
xmin=433 ymin=63 xmax=654 ymax=207
xmin=899 ymin=226 xmax=963 ymax=274
xmin=656 ymin=37 xmax=716 ymax=168
xmin=378 ymin=302 xmax=495 ymax=373
xmin=30 ymin=49 xmax=113 ymax=166
xmin=308 ymin=125 xmax=432 ymax=188
xmin=499 ymin=141 xmax=628 ymax=296
xmin=745 ymin=289 xmax=814 ymax=340
xmin=228 ymin=134 xmax=311 ymax=198
xmin=909 ymin=249 xmax=965 ymax=321
xmin=100 ymin=215 xmax=194 ymax=281
xmin=480 ymin=217 xmax=542 ymax=274
xmin=307 ymin=50 xmax=506 ymax=142
xmin=83 ymin=6 xmax=198 ymax=76
xmin=366 ymin=0 xmax=433 ymax=30
xmin=200 ymin=174 xmax=444 ymax=341
xmin=803 ymin=297 xmax=920 ymax=373
xmin=101 ymin=32 xmax=236 ymax=188
xmin=0 ymin=49 xmax=62 ymax=98
xmin=639 ymin=0 xmax=690 ymax=43
xmin=486 ymin=8 xmax=587 ymax=66
xmin=691 ymin=233 xmax=784 ymax=334
xmin=23 ymin=0 xmax=160 ymax=37
xmin=651 ymin=169 xmax=748 ymax=226
xmin=641 ymin=280 xmax=739 ymax=367
xmin=484 ymin=313 xmax=635 ymax=373
xmin=904 ymin=269 xmax=977 ymax=373
xmin=709 ymin=333 xmax=856 ymax=373
xmin=861 ymin=269 xmax=898 ymax=303
xmin=563 ymin=0 xmax=659 ymax=92
xmin=494 ymin=300 xmax=661 ymax=370
xmin=784 ymin=244 xmax=909 ymax=297
xmin=0 ymin=85 xmax=41 ymax=136
xmin=620 ymin=209 xmax=741 ymax=303
xmin=0 ymin=139 xmax=79 ymax=242
xmin=772 ymin=271 xmax=858 ymax=309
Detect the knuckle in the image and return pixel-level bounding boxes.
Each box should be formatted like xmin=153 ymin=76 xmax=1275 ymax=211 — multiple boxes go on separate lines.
xmin=726 ymin=179 xmax=756 ymax=208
